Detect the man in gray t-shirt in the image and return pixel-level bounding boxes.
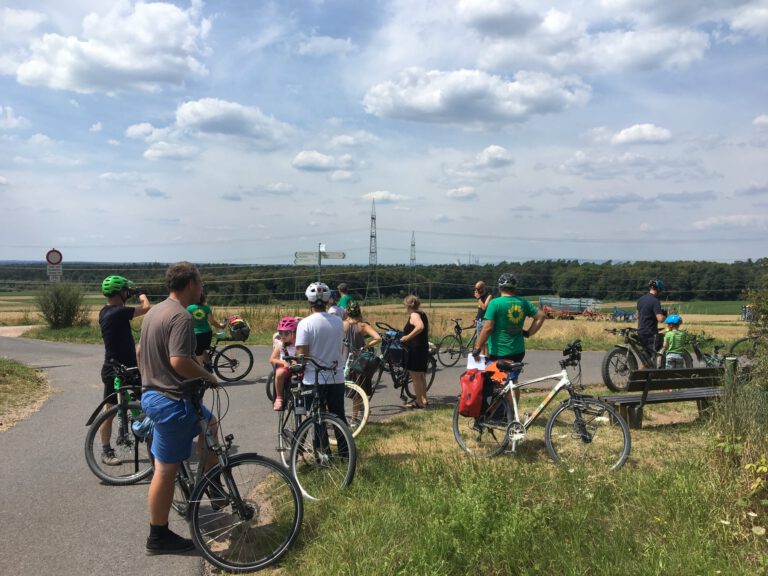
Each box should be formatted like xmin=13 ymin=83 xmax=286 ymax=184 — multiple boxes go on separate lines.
xmin=138 ymin=262 xmax=218 ymax=555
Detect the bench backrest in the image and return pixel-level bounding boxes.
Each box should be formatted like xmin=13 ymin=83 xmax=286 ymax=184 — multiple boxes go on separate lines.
xmin=626 ymin=367 xmax=724 ymax=392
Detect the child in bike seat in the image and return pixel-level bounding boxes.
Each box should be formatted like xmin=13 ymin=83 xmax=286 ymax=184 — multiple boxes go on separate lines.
xmin=270 ymin=317 xmax=299 ymax=411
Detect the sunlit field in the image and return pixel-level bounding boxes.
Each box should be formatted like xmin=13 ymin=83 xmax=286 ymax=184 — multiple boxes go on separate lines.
xmin=1 ymin=293 xmax=750 ymax=350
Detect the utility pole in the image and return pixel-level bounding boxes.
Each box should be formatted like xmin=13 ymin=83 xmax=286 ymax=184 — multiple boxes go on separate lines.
xmin=365 ymin=200 xmax=380 ymax=301
xmin=409 ymin=231 xmax=416 ymax=295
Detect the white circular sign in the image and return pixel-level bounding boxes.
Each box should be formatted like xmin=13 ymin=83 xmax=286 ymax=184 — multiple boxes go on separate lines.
xmin=46 ymin=249 xmax=63 ymax=265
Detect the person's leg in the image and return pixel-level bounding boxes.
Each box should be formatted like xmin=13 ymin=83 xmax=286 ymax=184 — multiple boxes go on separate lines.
xmin=98 ymin=370 xmax=119 ymax=456
xmin=148 ymin=460 xmax=179 ymax=526
xmin=273 ymin=367 xmax=287 ymax=410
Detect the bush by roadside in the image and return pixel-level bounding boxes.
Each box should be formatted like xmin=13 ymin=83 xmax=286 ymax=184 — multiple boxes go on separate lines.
xmin=0 ymin=357 xmax=52 ymax=431
xmin=35 ymin=282 xmax=90 ymax=329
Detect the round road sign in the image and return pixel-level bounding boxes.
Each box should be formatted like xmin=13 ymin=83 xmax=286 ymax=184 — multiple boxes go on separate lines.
xmin=45 ymin=249 xmax=63 ymax=265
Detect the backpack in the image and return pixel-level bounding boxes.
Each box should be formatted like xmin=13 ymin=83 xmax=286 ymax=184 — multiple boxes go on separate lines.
xmin=351 ymin=349 xmax=380 ymax=377
xmin=458 ymin=369 xmax=485 ymax=417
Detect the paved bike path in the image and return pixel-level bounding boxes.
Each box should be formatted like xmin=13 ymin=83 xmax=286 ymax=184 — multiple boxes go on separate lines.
xmin=0 ymin=337 xmax=604 ymax=576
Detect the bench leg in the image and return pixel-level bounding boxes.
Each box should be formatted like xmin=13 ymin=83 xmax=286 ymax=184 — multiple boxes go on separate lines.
xmin=618 ymin=405 xmax=629 ymax=425
xmin=627 ymin=406 xmax=644 ymax=429
xmin=697 ymin=398 xmax=713 ymax=419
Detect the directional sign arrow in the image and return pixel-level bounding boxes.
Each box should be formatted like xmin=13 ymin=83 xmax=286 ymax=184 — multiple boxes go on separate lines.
xmin=322 ymin=251 xmax=345 ymax=259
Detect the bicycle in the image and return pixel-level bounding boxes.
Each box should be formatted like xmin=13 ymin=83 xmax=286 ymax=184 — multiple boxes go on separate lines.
xmin=84 ymin=361 xmax=153 ymax=485
xmin=205 ymin=335 xmax=254 ymax=382
xmin=171 ymin=377 xmax=303 ymax=573
xmin=602 ymin=327 xmax=693 ymax=392
xmin=436 ymin=318 xmax=478 ymax=367
xmin=371 ymin=322 xmax=436 ymax=402
xmin=689 ymin=335 xmax=727 ymax=368
xmin=728 ymin=335 xmax=762 ymax=371
xmin=276 ymin=355 xmax=357 ymax=501
xmin=453 ymin=340 xmax=631 ymax=471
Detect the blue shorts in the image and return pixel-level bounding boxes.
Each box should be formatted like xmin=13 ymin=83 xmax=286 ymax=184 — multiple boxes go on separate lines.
xmin=141 ymin=390 xmax=212 ymax=464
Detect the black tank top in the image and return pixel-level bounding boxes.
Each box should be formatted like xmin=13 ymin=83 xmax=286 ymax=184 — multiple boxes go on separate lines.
xmin=403 ymin=311 xmax=429 ymax=350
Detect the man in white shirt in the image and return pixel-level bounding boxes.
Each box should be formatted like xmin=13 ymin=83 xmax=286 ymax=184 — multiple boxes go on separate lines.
xmin=295 ymin=282 xmax=346 ymax=422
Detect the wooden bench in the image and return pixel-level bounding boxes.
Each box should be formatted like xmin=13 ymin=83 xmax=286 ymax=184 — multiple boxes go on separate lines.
xmin=598 ymin=367 xmax=725 ymax=429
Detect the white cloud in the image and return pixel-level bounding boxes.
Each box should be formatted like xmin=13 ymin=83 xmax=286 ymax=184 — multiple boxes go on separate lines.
xmin=611 ymin=123 xmax=672 ymax=145
xmin=362 ymin=190 xmax=408 ymax=204
xmin=457 ymin=0 xmax=539 ymax=37
xmin=292 ymin=150 xmax=354 ymax=172
xmin=447 ymin=186 xmax=478 ymax=200
xmin=0 ymin=105 xmax=29 ymax=129
xmin=444 ymin=145 xmax=514 ymax=182
xmin=99 ymin=171 xmax=147 ymax=184
xmin=433 ymin=214 xmax=454 ymax=223
xmin=753 ymin=114 xmax=768 ymax=128
xmin=331 ymin=170 xmax=360 ymax=182
xmin=28 ymin=133 xmax=53 ymax=145
xmin=329 ymin=131 xmax=380 ymax=148
xmin=143 ymin=141 xmax=199 ymax=161
xmin=363 ymin=68 xmax=590 ymax=128
xmin=16 ymin=1 xmax=210 ymax=93
xmin=559 ymin=150 xmax=717 ymax=181
xmin=107 ymin=139 xmax=120 ymax=146
xmin=89 ymin=121 xmax=102 ymax=133
xmin=0 ymin=175 xmax=8 ymax=186
xmin=175 ymin=98 xmax=292 ymax=147
xmin=298 ymin=35 xmax=354 ymax=56
xmin=730 ymin=4 xmax=768 ymax=38
xmin=125 ymin=122 xmax=160 ymax=141
xmin=692 ymin=214 xmax=768 ymax=230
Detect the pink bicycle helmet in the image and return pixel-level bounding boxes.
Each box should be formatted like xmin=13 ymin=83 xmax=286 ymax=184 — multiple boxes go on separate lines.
xmin=277 ymin=317 xmax=299 ymax=332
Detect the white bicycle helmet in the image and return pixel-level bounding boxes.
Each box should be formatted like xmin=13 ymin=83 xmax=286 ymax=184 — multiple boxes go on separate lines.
xmin=498 ymin=272 xmax=518 ymax=288
xmin=305 ymin=281 xmax=331 ymax=303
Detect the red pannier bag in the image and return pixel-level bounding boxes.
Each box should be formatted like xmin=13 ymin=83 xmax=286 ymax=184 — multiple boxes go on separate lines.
xmin=458 ymin=369 xmax=485 ymax=417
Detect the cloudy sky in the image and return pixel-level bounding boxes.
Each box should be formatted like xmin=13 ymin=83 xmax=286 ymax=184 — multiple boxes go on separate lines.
xmin=0 ymin=0 xmax=766 ymax=265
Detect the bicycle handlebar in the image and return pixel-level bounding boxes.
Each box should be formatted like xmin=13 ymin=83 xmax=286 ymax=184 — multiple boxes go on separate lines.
xmin=282 ymin=355 xmax=337 ymax=373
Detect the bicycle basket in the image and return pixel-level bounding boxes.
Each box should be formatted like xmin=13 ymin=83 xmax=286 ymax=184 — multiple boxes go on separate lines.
xmin=382 ymin=331 xmax=405 ymax=365
xmin=351 ymin=349 xmax=380 ymax=377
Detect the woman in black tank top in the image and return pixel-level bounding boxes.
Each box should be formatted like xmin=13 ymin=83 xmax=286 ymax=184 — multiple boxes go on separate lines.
xmin=400 ymin=294 xmax=429 ymax=409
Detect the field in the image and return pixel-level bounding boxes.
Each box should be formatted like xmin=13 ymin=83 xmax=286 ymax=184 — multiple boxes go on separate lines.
xmin=1 ymin=294 xmax=751 ymax=350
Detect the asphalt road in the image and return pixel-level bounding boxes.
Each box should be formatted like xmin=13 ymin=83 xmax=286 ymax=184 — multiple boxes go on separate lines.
xmin=0 ymin=337 xmax=605 ymax=576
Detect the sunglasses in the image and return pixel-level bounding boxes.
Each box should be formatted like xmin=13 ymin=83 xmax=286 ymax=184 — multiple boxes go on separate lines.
xmin=278 ymin=330 xmax=295 ymax=337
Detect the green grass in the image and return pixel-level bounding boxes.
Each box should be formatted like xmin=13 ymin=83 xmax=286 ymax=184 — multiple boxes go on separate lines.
xmin=0 ymin=357 xmax=51 ymax=430
xmin=674 ymin=300 xmax=747 ymax=315
xmin=262 ymin=407 xmax=767 ymax=576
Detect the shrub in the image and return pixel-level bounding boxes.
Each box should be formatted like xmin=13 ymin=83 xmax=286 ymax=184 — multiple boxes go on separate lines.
xmin=34 ymin=282 xmax=90 ymax=329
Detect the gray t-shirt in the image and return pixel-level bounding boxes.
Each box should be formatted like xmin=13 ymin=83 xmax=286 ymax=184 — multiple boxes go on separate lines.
xmin=139 ymin=297 xmax=196 ymax=400
xmin=296 ymin=311 xmax=344 ymax=384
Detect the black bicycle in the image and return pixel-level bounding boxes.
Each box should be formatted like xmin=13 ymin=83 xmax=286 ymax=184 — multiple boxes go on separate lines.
xmin=84 ymin=362 xmax=153 ymax=485
xmin=372 ymin=322 xmax=436 ymax=401
xmin=276 ymin=355 xmax=357 ymax=501
xmin=172 ymin=378 xmax=303 ymax=573
xmin=205 ymin=336 xmax=254 ymax=382
xmin=436 ymin=318 xmax=478 ymax=367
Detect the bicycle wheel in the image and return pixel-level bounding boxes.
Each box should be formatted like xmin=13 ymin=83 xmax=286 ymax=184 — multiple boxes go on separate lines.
xmin=189 ymin=453 xmax=303 ymax=573
xmin=545 ymin=398 xmax=631 ymax=472
xmin=84 ymin=401 xmax=153 ymax=485
xmin=277 ymin=401 xmax=297 ymax=468
xmin=601 ymin=347 xmax=637 ymax=392
xmin=342 ymin=382 xmax=370 ymax=438
xmin=403 ymin=355 xmax=437 ymax=400
xmin=453 ymin=395 xmax=512 ymax=457
xmin=214 ymin=344 xmax=254 ymax=382
xmin=266 ymin=369 xmax=276 ymax=402
xmin=728 ymin=337 xmax=760 ymax=371
xmin=290 ymin=414 xmax=356 ymax=501
xmin=437 ymin=334 xmax=462 ymax=367
xmin=172 ymin=461 xmax=193 ymax=516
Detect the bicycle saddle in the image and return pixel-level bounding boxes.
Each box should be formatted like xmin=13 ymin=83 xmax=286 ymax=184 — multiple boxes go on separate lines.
xmin=495 ymin=360 xmax=525 ymax=373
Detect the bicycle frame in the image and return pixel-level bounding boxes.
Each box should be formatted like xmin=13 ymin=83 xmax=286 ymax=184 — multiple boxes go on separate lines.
xmin=85 ymin=367 xmax=141 ymax=425
xmin=496 ymin=369 xmax=573 ymax=429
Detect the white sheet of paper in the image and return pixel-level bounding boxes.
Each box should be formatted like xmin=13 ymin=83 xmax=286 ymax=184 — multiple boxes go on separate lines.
xmin=466 ymin=354 xmax=488 ymax=371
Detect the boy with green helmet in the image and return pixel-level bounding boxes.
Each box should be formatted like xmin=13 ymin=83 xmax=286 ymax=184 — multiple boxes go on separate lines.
xmin=98 ymin=275 xmax=151 ymax=466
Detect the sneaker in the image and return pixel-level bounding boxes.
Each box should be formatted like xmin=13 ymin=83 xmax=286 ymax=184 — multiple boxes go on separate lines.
xmin=146 ymin=529 xmax=195 ymax=556
xmin=101 ymin=450 xmax=122 ymax=466
xmin=273 ymin=397 xmax=284 ymax=411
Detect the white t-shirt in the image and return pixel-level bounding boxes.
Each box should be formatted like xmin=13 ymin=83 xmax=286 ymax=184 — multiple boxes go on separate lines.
xmin=295 ymin=311 xmax=344 ymax=384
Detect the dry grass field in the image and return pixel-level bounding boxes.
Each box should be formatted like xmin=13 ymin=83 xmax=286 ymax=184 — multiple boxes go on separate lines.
xmin=1 ymin=293 xmax=750 ymax=349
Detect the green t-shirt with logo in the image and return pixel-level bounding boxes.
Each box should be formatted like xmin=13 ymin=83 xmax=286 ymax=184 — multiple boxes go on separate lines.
xmin=483 ymin=296 xmax=539 ymax=357
xmin=186 ymin=304 xmax=213 ymax=334
xmin=338 ymin=294 xmax=353 ymax=309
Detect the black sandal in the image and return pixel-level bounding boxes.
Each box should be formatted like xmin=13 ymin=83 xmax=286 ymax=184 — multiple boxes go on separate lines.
xmin=404 ymin=401 xmax=426 ymax=410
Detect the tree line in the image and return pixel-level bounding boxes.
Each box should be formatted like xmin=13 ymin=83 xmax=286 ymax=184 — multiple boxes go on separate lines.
xmin=1 ymin=259 xmax=766 ymax=304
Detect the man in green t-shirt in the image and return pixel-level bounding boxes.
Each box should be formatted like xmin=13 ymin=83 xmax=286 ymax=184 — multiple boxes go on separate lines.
xmin=186 ymin=292 xmax=225 ymax=365
xmin=473 ymin=273 xmax=546 ymax=401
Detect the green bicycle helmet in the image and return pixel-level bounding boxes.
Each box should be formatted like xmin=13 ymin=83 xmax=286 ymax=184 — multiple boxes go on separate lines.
xmin=102 ymin=275 xmax=133 ymax=296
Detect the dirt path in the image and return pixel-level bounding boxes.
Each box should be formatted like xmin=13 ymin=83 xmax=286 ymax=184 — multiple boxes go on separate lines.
xmin=0 ymin=325 xmax=39 ymax=337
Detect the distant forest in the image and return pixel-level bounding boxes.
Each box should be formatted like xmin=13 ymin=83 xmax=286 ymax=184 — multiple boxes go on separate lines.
xmin=2 ymin=259 xmax=766 ymax=304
